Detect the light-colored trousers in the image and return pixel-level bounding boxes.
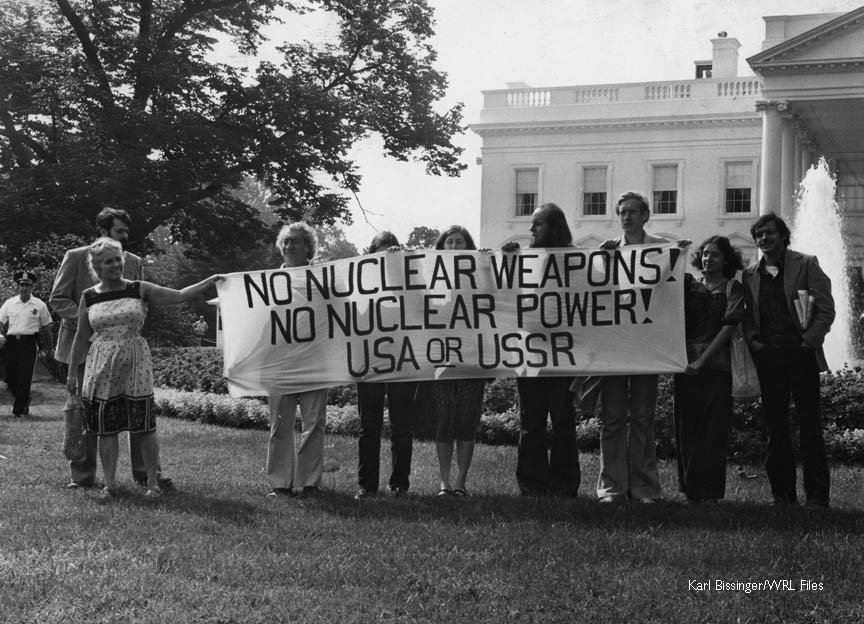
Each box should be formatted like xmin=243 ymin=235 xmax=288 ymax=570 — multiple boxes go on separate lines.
xmin=266 ymin=390 xmax=328 ymax=490
xmin=597 ymin=374 xmax=663 ymax=500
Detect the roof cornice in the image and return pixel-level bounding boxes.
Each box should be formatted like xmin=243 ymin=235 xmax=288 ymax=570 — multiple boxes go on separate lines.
xmin=748 ymin=7 xmax=864 ymax=73
xmin=471 ymin=114 xmax=761 ymax=136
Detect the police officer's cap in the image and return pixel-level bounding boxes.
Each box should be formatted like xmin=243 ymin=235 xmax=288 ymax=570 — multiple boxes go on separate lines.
xmin=13 ymin=271 xmax=37 ymax=285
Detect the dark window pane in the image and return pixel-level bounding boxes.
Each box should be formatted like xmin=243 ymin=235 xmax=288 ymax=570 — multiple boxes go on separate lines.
xmin=516 ymin=193 xmax=537 ymax=217
xmin=583 ymin=192 xmax=606 ymax=216
xmin=725 ymin=188 xmax=751 ymax=213
xmin=653 ymin=190 xmax=677 ymax=214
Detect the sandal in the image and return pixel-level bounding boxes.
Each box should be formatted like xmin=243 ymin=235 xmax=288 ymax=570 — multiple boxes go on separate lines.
xmin=437 ymin=488 xmax=453 ymax=497
xmin=452 ymin=488 xmax=468 ymax=497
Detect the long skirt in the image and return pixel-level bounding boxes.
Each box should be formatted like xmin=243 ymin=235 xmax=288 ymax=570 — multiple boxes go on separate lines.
xmin=673 ymin=370 xmax=733 ymax=501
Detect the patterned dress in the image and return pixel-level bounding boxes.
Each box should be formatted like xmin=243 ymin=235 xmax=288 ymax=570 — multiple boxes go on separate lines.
xmin=81 ymin=281 xmax=155 ymax=436
xmin=430 ymin=379 xmax=487 ymax=443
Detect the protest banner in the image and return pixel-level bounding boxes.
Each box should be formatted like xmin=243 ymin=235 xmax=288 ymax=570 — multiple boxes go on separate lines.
xmin=215 ymin=246 xmax=688 ymax=396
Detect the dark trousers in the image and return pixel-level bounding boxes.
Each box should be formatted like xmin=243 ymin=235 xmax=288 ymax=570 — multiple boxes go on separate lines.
xmin=754 ymin=345 xmax=830 ymax=505
xmin=673 ymin=370 xmax=732 ymax=501
xmin=357 ymin=382 xmax=418 ymax=492
xmin=4 ymin=334 xmax=38 ymax=415
xmin=516 ymin=377 xmax=581 ymax=496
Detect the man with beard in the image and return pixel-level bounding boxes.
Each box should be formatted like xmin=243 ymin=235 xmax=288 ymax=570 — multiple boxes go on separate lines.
xmin=502 ymin=203 xmax=580 ymax=496
xmin=51 ymin=207 xmax=172 ymax=490
xmin=743 ymin=212 xmax=834 ymax=509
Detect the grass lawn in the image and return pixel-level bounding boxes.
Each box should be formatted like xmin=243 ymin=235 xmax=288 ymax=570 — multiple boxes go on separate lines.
xmin=1 ymin=379 xmax=863 ymax=624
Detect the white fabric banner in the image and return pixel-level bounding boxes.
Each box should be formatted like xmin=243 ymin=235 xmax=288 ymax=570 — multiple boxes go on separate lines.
xmin=216 ymin=246 xmax=688 ymax=396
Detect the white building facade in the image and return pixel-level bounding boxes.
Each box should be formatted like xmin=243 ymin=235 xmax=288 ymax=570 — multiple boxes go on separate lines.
xmin=473 ymin=8 xmax=864 ymax=267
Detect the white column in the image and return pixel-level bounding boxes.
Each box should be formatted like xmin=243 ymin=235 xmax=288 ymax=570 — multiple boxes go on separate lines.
xmin=758 ymin=100 xmax=786 ymax=215
xmin=780 ymin=119 xmax=795 ymax=217
xmin=801 ymin=142 xmax=814 ymax=176
xmin=793 ymin=136 xmax=802 ymax=189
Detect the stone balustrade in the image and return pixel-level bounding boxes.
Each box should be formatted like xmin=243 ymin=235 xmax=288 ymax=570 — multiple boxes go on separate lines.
xmin=484 ymin=78 xmax=763 ymax=108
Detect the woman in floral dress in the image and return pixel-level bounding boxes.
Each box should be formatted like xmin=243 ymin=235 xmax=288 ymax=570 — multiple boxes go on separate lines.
xmin=67 ymin=237 xmax=222 ymax=499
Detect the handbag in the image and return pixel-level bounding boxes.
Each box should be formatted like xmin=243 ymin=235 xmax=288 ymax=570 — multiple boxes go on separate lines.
xmin=63 ymin=393 xmax=87 ymax=462
xmin=726 ymin=280 xmax=760 ymax=402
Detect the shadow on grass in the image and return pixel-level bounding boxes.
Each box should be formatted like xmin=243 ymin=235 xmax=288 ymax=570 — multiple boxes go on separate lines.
xmin=303 ymin=490 xmax=864 ymax=536
xmin=67 ymin=486 xmax=264 ymax=527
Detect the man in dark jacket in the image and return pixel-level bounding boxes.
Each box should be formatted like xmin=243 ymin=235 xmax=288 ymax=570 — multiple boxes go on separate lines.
xmin=742 ymin=212 xmax=835 ymax=509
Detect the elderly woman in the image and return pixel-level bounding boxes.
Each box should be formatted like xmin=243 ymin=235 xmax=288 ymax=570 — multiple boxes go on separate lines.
xmin=67 ymin=238 xmax=222 ymax=500
xmin=354 ymin=231 xmax=419 ymax=499
xmin=266 ymin=222 xmax=330 ymax=498
xmin=674 ymin=235 xmax=744 ymax=503
xmin=429 ymin=225 xmax=488 ymax=497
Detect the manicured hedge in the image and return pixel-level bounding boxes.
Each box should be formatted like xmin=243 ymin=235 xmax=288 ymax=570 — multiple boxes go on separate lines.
xmin=151 ymin=347 xmax=227 ymax=394
xmin=150 ymin=348 xmax=864 ymax=462
xmin=153 ymin=386 xmax=864 ymax=463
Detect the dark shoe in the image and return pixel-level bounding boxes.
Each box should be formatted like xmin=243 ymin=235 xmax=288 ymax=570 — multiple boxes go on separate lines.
xmin=301 ymin=486 xmax=321 ymax=497
xmin=520 ymin=488 xmax=550 ymax=498
xmin=452 ymin=488 xmax=468 ymax=497
xmin=770 ymin=496 xmax=797 ymax=507
xmin=390 ymin=486 xmax=408 ymax=497
xmin=354 ymin=488 xmax=377 ymax=500
xmin=135 ymin=476 xmax=175 ymax=490
xmin=437 ymin=488 xmax=453 ymax=497
xmin=267 ymin=488 xmax=292 ymax=498
xmin=805 ymin=500 xmax=829 ymax=510
xmin=66 ymin=481 xmax=95 ymax=490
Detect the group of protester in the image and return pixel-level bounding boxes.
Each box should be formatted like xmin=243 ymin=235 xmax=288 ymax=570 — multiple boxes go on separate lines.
xmin=0 ymin=191 xmax=835 ymax=509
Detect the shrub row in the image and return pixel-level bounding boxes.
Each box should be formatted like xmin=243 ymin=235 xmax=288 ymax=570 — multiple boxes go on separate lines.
xmin=151 ymin=348 xmax=864 ymax=434
xmin=152 ymin=387 xmax=864 ymax=463
xmin=151 ymin=347 xmax=227 ymax=394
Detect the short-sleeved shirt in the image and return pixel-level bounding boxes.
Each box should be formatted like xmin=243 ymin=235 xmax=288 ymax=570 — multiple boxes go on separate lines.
xmin=683 ymin=274 xmax=744 ymax=372
xmin=0 ymin=295 xmax=52 ymax=335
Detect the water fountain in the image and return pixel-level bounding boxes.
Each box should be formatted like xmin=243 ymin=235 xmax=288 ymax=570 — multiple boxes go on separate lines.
xmin=790 ymin=157 xmax=852 ymax=369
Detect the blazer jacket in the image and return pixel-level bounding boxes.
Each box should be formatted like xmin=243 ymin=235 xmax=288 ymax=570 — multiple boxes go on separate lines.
xmin=49 ymin=245 xmax=143 ymax=363
xmin=741 ymin=249 xmax=835 ymax=371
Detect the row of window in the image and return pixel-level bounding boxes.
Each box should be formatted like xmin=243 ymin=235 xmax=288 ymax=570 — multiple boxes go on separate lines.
xmin=514 ymin=162 xmax=754 ymax=218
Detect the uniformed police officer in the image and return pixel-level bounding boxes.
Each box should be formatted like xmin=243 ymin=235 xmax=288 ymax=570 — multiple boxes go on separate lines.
xmin=0 ymin=271 xmax=54 ymax=417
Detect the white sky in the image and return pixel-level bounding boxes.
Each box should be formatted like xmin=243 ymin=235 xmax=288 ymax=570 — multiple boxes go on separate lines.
xmin=254 ymin=0 xmax=863 ymax=249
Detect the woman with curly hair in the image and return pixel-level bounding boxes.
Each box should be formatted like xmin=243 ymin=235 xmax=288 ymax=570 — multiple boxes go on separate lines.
xmin=429 ymin=225 xmax=489 ymax=497
xmin=674 ymin=235 xmax=744 ymax=503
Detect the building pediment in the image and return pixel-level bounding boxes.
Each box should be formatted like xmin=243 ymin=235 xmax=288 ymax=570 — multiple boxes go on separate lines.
xmin=748 ymin=7 xmax=864 ymax=74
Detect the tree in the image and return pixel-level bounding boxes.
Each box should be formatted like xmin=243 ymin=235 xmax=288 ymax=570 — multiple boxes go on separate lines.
xmin=0 ymin=0 xmax=465 ymax=256
xmin=406 ymin=225 xmax=439 ymax=249
xmin=316 ymin=223 xmax=358 ymax=262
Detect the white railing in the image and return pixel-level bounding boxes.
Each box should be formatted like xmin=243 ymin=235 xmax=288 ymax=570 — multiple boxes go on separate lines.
xmin=573 ymin=87 xmax=620 ymax=103
xmin=716 ymin=79 xmax=762 ymax=97
xmin=483 ymin=77 xmax=763 ymax=109
xmin=644 ymin=83 xmax=692 ymax=100
xmin=506 ymin=89 xmax=551 ymax=107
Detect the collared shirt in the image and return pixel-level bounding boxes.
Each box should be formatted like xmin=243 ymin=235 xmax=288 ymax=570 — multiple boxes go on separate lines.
xmin=757 ymin=258 xmax=798 ymax=338
xmin=0 ymin=295 xmax=52 ymax=335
